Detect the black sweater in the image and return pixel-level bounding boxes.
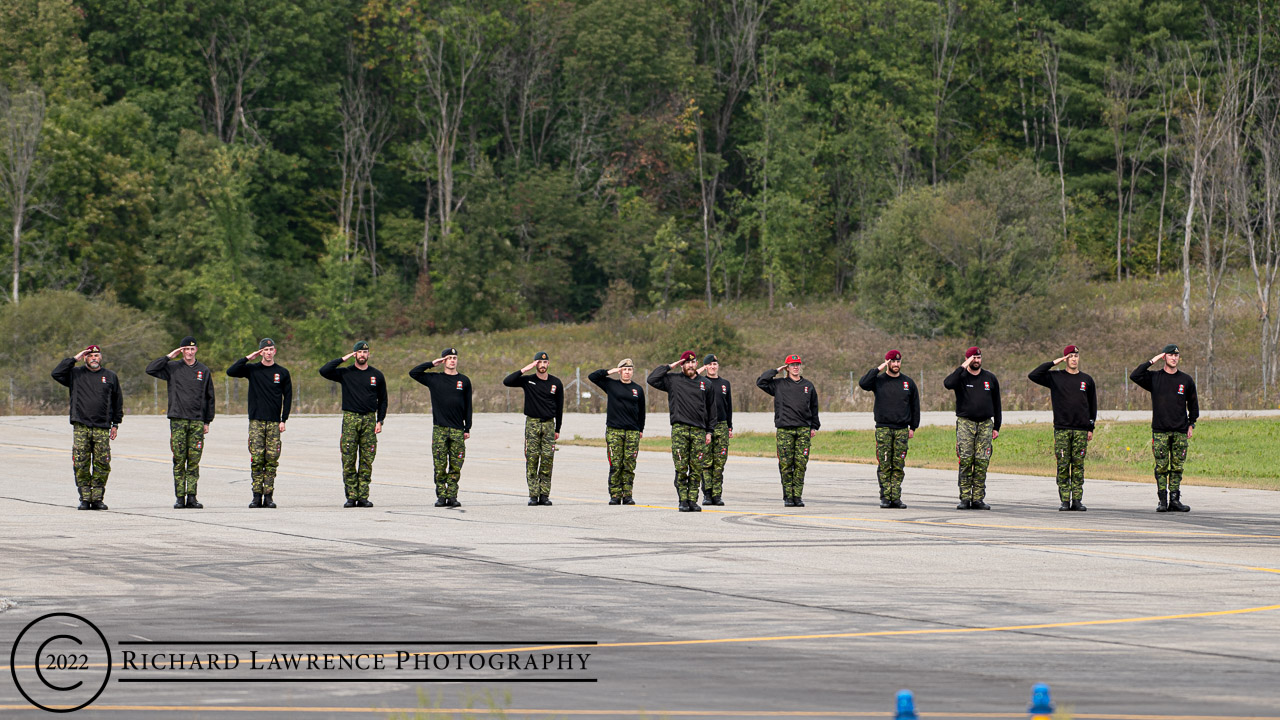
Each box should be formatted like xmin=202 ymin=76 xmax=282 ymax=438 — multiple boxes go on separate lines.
xmin=858 ymin=368 xmax=920 ymax=430
xmin=647 ymin=366 xmax=715 ymax=431
xmin=146 ymin=357 xmax=216 ymax=423
xmin=409 ymin=363 xmax=473 ymax=431
xmin=706 ymin=376 xmax=733 ymax=428
xmin=226 ymin=358 xmax=293 ymax=423
xmin=503 ymin=371 xmax=564 ymax=432
xmin=1130 ymin=361 xmax=1199 ymax=433
xmin=1028 ymin=363 xmax=1096 ymax=431
xmin=51 ymin=358 xmax=123 ymax=428
xmin=588 ymin=369 xmax=646 ymax=432
xmin=943 ymin=366 xmax=1002 ymax=430
xmin=319 ymin=359 xmax=388 ymax=422
xmin=756 ymin=369 xmax=821 ymax=430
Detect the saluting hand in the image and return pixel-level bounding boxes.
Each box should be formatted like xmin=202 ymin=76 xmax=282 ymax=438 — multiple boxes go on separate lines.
xmin=342 ymin=352 xmax=357 ymax=362
xmin=1052 ymin=356 xmax=1067 ymax=365
xmin=432 ymin=357 xmax=445 ymax=366
xmin=74 ymin=349 xmax=88 ymax=362
xmin=522 ymin=362 xmax=537 ymax=373
xmin=246 ymin=348 xmax=263 ymax=360
xmin=168 ymin=347 xmax=183 ymax=359
xmin=696 ymin=365 xmax=707 ymax=375
xmin=961 ymin=355 xmax=974 ymax=369
xmin=1150 ymin=352 xmax=1166 ymax=365
xmin=878 ymin=360 xmax=889 ymax=372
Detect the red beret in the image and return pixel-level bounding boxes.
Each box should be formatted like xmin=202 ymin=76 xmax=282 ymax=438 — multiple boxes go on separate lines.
xmin=679 ymin=351 xmax=697 ymax=363
xmin=1063 ymin=345 xmax=1079 ymax=355
xmin=885 ymin=350 xmax=902 ymax=361
xmin=84 ymin=345 xmax=101 ymax=354
xmin=965 ymin=346 xmax=982 ymax=358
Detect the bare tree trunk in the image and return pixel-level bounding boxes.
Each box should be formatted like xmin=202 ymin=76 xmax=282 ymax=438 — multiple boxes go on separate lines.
xmin=0 ymin=84 xmax=49 ymax=304
xmin=1040 ymin=38 xmax=1070 ymax=242
xmin=696 ymin=114 xmax=713 ymax=305
xmin=336 ymin=44 xmax=392 ymax=279
xmin=930 ymin=0 xmax=968 ymax=185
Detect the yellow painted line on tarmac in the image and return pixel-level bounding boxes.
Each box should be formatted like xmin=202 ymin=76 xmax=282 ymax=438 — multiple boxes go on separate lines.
xmin=0 ymin=705 xmax=1277 ymax=719
xmin=7 ymin=603 xmax=1279 ymax=673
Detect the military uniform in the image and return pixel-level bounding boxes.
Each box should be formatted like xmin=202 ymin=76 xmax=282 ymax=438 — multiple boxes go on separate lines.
xmin=320 ymin=343 xmax=388 ymax=506
xmin=146 ymin=338 xmax=216 ymax=508
xmin=503 ymin=352 xmax=564 ymax=505
xmin=227 ymin=342 xmax=292 ymax=507
xmin=757 ymin=358 xmax=821 ymax=506
xmin=647 ymin=356 xmax=715 ymax=511
xmin=52 ymin=351 xmax=123 ymax=508
xmin=1130 ymin=346 xmax=1198 ymax=512
xmin=410 ymin=349 xmax=473 ymax=506
xmin=943 ymin=351 xmax=1001 ymax=509
xmin=701 ymin=360 xmax=733 ymax=504
xmin=1029 ymin=351 xmax=1097 ymax=510
xmin=588 ymin=365 xmax=645 ymax=504
xmin=859 ymin=356 xmax=919 ymax=508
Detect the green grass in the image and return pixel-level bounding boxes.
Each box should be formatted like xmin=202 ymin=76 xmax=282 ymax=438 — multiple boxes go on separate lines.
xmin=563 ymin=418 xmax=1280 ymax=490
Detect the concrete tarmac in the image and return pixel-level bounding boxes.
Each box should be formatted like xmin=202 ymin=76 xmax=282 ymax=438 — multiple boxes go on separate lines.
xmin=1 ymin=414 xmax=1278 ymax=719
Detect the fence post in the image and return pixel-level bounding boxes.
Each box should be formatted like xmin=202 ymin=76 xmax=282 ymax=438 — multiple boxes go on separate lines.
xmin=576 ymin=367 xmax=581 ymax=411
xmin=1123 ymin=370 xmax=1128 ymax=410
xmin=224 ymin=376 xmax=230 ymax=413
xmin=8 ymin=378 xmax=12 ymax=415
xmin=154 ymin=377 xmax=158 ymax=414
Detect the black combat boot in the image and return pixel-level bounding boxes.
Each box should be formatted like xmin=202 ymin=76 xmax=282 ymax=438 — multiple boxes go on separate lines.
xmin=1058 ymin=501 xmax=1071 ymax=511
xmin=344 ymin=498 xmax=358 ymax=508
xmin=447 ymin=498 xmax=461 ymax=507
xmin=688 ymin=500 xmax=702 ymax=512
xmin=1071 ymin=499 xmax=1087 ymax=511
xmin=186 ymin=495 xmax=203 ymax=509
xmin=608 ymin=497 xmax=622 ymax=505
xmin=249 ymin=492 xmax=263 ymax=508
xmin=792 ymin=496 xmax=805 ymax=507
xmin=1156 ymin=489 xmax=1168 ymax=512
xmin=880 ymin=499 xmax=892 ymax=508
xmin=538 ymin=495 xmax=552 ymax=506
xmin=890 ymin=500 xmax=907 ymax=509
xmin=357 ymin=499 xmax=373 ymax=508
xmin=175 ymin=496 xmax=187 ymax=509
xmin=622 ymin=496 xmax=635 ymax=505
xmin=528 ymin=496 xmax=540 ymax=506
xmin=77 ymin=500 xmax=92 ymax=510
xmin=91 ymin=500 xmax=109 ymax=510
xmin=263 ymin=494 xmax=276 ymax=508
xmin=678 ymin=499 xmax=691 ymax=512
xmin=784 ymin=495 xmax=796 ymax=507
xmin=710 ymin=495 xmax=724 ymax=506
xmin=970 ymin=500 xmax=990 ymax=510
xmin=1169 ymin=491 xmax=1190 ymax=512
xmin=958 ymin=499 xmax=973 ymax=510
xmin=435 ymin=497 xmax=448 ymax=507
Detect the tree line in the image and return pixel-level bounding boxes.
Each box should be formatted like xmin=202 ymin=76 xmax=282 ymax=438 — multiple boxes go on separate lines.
xmin=2 ymin=0 xmax=1279 ymax=399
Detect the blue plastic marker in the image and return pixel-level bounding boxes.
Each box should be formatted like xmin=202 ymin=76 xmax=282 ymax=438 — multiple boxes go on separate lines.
xmin=895 ymin=689 xmax=919 ymax=720
xmin=1029 ymin=682 xmax=1055 ymax=719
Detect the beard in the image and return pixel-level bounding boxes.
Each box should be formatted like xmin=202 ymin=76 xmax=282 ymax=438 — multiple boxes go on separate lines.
xmin=683 ymin=367 xmax=697 ymax=378
xmin=87 ymin=361 xmax=101 ymax=370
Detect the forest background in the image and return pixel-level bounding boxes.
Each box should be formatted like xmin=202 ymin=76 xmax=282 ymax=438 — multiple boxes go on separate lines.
xmin=4 ymin=0 xmax=1280 ymax=416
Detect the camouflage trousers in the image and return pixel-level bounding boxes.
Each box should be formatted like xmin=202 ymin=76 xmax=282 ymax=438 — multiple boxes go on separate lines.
xmin=670 ymin=423 xmax=709 ymax=502
xmin=776 ymin=427 xmax=812 ymax=498
xmin=701 ymin=421 xmax=730 ymax=498
xmin=248 ymin=420 xmax=282 ymax=494
xmin=524 ymin=417 xmax=555 ymax=496
xmin=170 ymin=419 xmax=205 ymax=496
xmin=1053 ymin=428 xmax=1089 ymax=502
xmin=71 ymin=423 xmax=111 ymax=501
xmin=1152 ymin=431 xmax=1189 ymax=492
xmin=605 ymin=427 xmax=641 ymax=499
xmin=340 ymin=411 xmax=377 ymax=500
xmin=955 ymin=418 xmax=994 ymax=501
xmin=875 ymin=427 xmax=910 ymax=502
xmin=432 ymin=426 xmax=466 ymax=499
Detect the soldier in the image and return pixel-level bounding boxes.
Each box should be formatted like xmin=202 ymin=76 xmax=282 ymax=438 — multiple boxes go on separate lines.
xmin=503 ymin=352 xmax=564 ymax=506
xmin=146 ymin=336 xmax=215 ymax=509
xmin=409 ymin=348 xmax=473 ymax=508
xmin=1130 ymin=344 xmax=1199 ymax=513
xmin=51 ymin=345 xmax=123 ymax=510
xmin=1029 ymin=345 xmax=1097 ymax=511
xmin=588 ymin=359 xmax=645 ymax=505
xmin=648 ymin=351 xmax=715 ymax=512
xmin=226 ymin=338 xmax=292 ymax=509
xmin=943 ymin=346 xmax=1001 ymax=510
xmin=697 ymin=354 xmax=732 ymax=506
xmin=319 ymin=341 xmax=387 ymax=508
xmin=757 ymin=355 xmax=820 ymax=507
xmin=858 ymin=350 xmax=919 ymax=509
